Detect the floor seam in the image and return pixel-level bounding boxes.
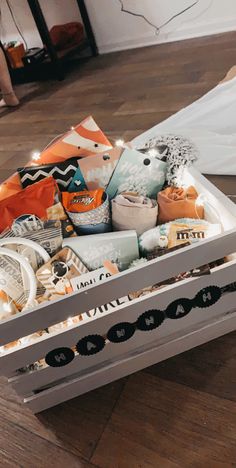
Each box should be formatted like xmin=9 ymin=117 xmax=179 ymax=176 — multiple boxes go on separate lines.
xmin=88 ymin=377 xmax=130 ymax=464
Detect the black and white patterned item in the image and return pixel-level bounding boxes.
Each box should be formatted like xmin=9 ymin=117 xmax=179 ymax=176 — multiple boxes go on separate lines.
xmin=136 ymin=134 xmax=198 ymax=186
xmin=18 ymin=157 xmax=80 ymax=191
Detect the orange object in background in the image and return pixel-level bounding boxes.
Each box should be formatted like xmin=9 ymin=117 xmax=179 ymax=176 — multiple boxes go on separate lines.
xmin=6 ymin=43 xmax=25 ymax=68
xmin=50 ymin=22 xmax=84 ymax=51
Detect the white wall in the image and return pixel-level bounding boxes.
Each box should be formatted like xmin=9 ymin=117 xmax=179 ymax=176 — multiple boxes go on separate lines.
xmin=1 ymin=0 xmax=236 ymax=53
xmin=85 ymin=0 xmax=236 ymax=53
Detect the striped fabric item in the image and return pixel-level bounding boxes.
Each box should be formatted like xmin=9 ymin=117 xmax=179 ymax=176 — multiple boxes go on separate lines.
xmin=18 ymin=157 xmax=80 ymax=191
xmin=0 ymin=116 xmax=112 ymax=201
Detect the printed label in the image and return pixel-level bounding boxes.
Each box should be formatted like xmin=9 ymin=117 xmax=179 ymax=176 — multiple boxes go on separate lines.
xmin=71 ymin=268 xmax=131 ymax=318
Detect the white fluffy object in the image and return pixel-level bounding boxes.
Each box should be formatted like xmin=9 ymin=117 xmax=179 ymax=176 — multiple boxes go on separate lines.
xmin=139 ymin=227 xmax=161 ymax=252
xmin=136 ymin=134 xmax=198 ymax=186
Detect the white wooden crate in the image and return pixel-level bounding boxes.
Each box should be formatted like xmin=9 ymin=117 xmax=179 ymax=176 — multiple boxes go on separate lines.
xmin=1 ymin=168 xmax=236 ymax=413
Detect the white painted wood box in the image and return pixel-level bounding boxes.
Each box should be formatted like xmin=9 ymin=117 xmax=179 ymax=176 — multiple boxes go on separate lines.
xmin=1 ymin=168 xmax=236 ymax=413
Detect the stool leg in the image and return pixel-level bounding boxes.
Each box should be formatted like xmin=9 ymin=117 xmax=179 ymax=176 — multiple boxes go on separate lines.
xmin=77 ymin=0 xmax=98 ymax=56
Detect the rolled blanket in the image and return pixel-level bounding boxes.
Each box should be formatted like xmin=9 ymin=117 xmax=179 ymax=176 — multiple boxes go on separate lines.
xmin=112 ymin=192 xmax=158 ymax=235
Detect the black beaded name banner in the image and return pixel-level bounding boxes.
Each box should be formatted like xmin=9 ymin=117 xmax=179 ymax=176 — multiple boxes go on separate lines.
xmin=45 ymin=283 xmax=235 ymax=368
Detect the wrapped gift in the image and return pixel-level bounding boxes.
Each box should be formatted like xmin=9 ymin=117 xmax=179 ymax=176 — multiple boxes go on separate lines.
xmin=158 ymin=185 xmax=204 ymax=224
xmin=106 ymin=148 xmax=167 ymax=199
xmin=69 ymin=147 xmax=122 ymax=192
xmin=112 ymin=192 xmax=158 ymax=235
xmin=63 ymin=230 xmax=139 ymax=271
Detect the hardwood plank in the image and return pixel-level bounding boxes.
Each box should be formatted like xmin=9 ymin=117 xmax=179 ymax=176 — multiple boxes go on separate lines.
xmin=0 ymin=415 xmax=93 ymax=468
xmin=0 ymin=376 xmax=125 ymax=460
xmin=206 ymin=175 xmax=236 ymax=196
xmin=92 ymin=373 xmax=236 ymax=467
xmin=0 ymin=29 xmax=236 ymax=467
xmin=145 ymin=332 xmax=236 ymax=402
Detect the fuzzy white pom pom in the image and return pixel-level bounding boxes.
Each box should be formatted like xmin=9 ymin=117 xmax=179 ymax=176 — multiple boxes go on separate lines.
xmin=139 ymin=227 xmax=160 ymax=252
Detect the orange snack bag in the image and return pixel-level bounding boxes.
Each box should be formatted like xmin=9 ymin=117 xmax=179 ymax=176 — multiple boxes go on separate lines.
xmin=62 ymin=189 xmax=104 ymax=213
xmin=0 ymin=177 xmax=60 ymax=233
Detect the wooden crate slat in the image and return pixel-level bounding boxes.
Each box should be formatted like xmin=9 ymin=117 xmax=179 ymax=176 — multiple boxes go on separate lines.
xmin=10 ymin=290 xmax=236 ymax=396
xmin=24 ymin=311 xmax=236 ymax=413
xmin=1 ymin=258 xmax=236 ymax=375
xmin=1 ymin=226 xmax=236 ymax=349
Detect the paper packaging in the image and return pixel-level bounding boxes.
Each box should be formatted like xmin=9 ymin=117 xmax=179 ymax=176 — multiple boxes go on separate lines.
xmin=69 ymin=147 xmax=122 ymax=192
xmin=112 ymin=193 xmax=158 ymax=235
xmin=70 ymin=267 xmax=131 ymax=320
xmin=168 ymin=222 xmax=222 ymax=248
xmin=130 ymin=264 xmax=211 ymax=300
xmin=0 ymin=290 xmax=18 ymax=321
xmin=158 ymin=186 xmax=204 ymax=224
xmin=63 ymin=230 xmax=139 ymax=271
xmin=36 ymin=247 xmax=88 ymax=296
xmin=0 ymin=218 xmax=63 ymax=257
xmin=106 ymin=148 xmax=167 ymax=200
xmin=38 ymin=115 xmax=112 ymax=164
xmin=0 ymin=254 xmax=28 ymax=309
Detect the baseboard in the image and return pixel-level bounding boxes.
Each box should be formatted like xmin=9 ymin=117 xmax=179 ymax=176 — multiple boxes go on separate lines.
xmin=99 ymin=16 xmax=236 ymax=54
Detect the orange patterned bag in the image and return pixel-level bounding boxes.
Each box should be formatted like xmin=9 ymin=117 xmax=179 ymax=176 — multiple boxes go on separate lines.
xmin=0 ymin=116 xmax=112 ymax=202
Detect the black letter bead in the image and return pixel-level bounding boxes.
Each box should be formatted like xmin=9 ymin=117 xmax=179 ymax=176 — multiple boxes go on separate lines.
xmin=107 ymin=322 xmax=135 ymax=343
xmin=166 ymin=298 xmax=192 ymax=319
xmin=45 ymin=347 xmax=75 ymax=368
xmin=76 ymin=335 xmax=105 ymax=356
xmin=194 ymin=286 xmax=222 ymax=308
xmin=137 ymin=309 xmax=164 ymax=331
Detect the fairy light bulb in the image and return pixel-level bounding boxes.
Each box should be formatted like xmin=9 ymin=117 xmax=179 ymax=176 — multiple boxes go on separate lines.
xmin=66 ymin=317 xmax=74 ymax=327
xmin=32 ymin=151 xmax=41 ymax=161
xmin=70 ymin=126 xmax=75 ymax=131
xmin=3 ymin=302 xmax=12 ymax=313
xmin=115 ymin=139 xmax=124 ymax=147
xmin=196 ymin=194 xmax=205 ymax=207
xmin=148 ymin=148 xmax=159 ymax=158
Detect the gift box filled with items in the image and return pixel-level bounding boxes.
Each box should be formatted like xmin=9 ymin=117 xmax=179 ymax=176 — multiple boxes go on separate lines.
xmin=0 ymin=116 xmax=236 ymax=413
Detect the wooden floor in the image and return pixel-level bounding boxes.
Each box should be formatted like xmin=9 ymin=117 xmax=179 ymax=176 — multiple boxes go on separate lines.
xmin=0 ymin=32 xmax=236 ymax=467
